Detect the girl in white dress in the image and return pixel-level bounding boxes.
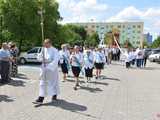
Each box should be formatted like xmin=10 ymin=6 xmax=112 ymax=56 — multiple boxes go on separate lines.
xmin=83 ymin=48 xmax=94 ymax=83
xmin=59 ymin=44 xmax=70 ymax=82
xmin=70 ymin=46 xmax=83 ymax=90
xmin=94 ymin=48 xmax=106 ymax=79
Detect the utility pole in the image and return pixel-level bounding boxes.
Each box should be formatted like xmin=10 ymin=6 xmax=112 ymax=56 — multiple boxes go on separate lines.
xmin=0 ymin=15 xmax=3 ymax=45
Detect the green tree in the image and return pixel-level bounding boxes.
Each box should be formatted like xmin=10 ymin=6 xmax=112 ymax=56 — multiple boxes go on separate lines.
xmin=0 ymin=0 xmax=61 ymax=52
xmin=151 ymin=36 xmax=160 ymax=48
xmin=85 ymin=32 xmax=100 ymax=47
xmin=55 ymin=24 xmax=81 ymax=48
xmin=0 ymin=0 xmax=40 ymax=51
xmin=1 ymin=29 xmax=14 ymax=42
xmin=67 ymin=24 xmax=87 ymax=45
xmin=143 ymin=39 xmax=149 ymax=48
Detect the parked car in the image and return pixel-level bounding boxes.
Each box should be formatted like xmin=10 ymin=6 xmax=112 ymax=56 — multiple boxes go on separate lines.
xmin=148 ymin=49 xmax=160 ymax=62
xmin=19 ymin=47 xmax=42 ymax=64
xmin=155 ymin=54 xmax=160 ymax=62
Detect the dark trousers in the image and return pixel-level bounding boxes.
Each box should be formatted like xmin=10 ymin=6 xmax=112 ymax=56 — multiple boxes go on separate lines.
xmin=136 ymin=59 xmax=141 ymax=68
xmin=131 ymin=59 xmax=135 ymax=65
xmin=144 ymin=57 xmax=147 ymax=67
xmin=105 ymin=56 xmax=108 ymax=63
xmin=126 ymin=62 xmax=130 ymax=68
xmin=0 ymin=61 xmax=10 ymax=83
xmin=112 ymin=54 xmax=117 ymax=61
xmin=141 ymin=59 xmax=144 ymax=67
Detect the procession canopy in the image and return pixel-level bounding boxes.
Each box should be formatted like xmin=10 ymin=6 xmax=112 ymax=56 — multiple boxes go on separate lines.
xmin=104 ymin=28 xmax=120 ymax=48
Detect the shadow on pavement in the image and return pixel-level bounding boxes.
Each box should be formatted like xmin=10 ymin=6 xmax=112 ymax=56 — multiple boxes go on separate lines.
xmin=18 ymin=62 xmax=41 ymax=67
xmin=67 ymin=75 xmax=84 ymax=79
xmin=66 ymin=78 xmax=85 ymax=84
xmin=101 ymin=75 xmax=120 ymax=81
xmin=37 ymin=99 xmax=87 ymax=112
xmin=142 ymin=67 xmax=160 ymax=71
xmin=90 ymin=81 xmax=109 ymax=86
xmin=35 ymin=99 xmax=99 ymax=119
xmin=0 ymin=95 xmax=14 ymax=102
xmin=110 ymin=62 xmax=123 ymax=66
xmin=15 ymin=73 xmax=28 ymax=80
xmin=80 ymin=86 xmax=103 ymax=93
xmin=7 ymin=79 xmax=26 ymax=87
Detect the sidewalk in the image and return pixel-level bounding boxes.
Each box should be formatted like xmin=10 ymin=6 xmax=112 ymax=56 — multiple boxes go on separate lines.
xmin=0 ymin=62 xmax=160 ymax=120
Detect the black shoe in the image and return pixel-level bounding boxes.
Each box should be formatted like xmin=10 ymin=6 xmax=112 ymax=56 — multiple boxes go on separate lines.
xmin=52 ymin=95 xmax=57 ymax=102
xmin=74 ymin=86 xmax=77 ymax=90
xmin=33 ymin=97 xmax=44 ymax=104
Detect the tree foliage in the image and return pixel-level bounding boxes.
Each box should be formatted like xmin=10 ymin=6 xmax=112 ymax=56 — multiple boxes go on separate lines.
xmin=0 ymin=0 xmax=61 ymax=51
xmin=0 ymin=0 xmax=99 ymax=51
xmin=151 ymin=36 xmax=160 ymax=48
xmin=85 ymin=32 xmax=100 ymax=47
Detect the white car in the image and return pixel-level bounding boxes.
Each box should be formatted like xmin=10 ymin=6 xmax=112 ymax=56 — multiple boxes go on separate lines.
xmin=19 ymin=47 xmax=42 ymax=64
xmin=148 ymin=53 xmax=160 ymax=62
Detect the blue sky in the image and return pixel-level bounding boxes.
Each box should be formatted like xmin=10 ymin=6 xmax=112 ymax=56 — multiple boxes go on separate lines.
xmin=57 ymin=0 xmax=160 ymax=39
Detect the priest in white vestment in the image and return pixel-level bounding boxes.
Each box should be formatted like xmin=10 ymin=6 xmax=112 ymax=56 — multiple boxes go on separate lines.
xmin=33 ymin=39 xmax=60 ymax=104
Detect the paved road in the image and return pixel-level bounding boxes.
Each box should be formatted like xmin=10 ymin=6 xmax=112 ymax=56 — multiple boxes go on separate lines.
xmin=0 ymin=61 xmax=160 ymax=120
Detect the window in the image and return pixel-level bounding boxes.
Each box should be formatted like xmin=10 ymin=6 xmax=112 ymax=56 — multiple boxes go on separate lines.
xmin=137 ymin=25 xmax=141 ymax=28
xmin=137 ymin=36 xmax=140 ymax=39
xmin=92 ymin=25 xmax=95 ymax=28
xmin=91 ymin=30 xmax=95 ymax=33
xmin=137 ymin=30 xmax=141 ymax=33
xmin=39 ymin=48 xmax=42 ymax=53
xmin=118 ymin=25 xmax=121 ymax=28
xmin=133 ymin=25 xmax=136 ymax=28
xmin=136 ymin=41 xmax=140 ymax=44
xmin=101 ymin=27 xmax=104 ymax=29
xmin=27 ymin=48 xmax=39 ymax=54
xmin=128 ymin=27 xmax=131 ymax=30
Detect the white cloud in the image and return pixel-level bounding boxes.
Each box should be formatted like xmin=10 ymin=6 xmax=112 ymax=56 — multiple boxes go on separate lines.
xmin=57 ymin=0 xmax=108 ymax=23
xmin=106 ymin=6 xmax=160 ymax=37
xmin=57 ymin=0 xmax=159 ymax=37
xmin=154 ymin=21 xmax=160 ymax=27
xmin=143 ymin=8 xmax=160 ymax=17
xmin=107 ymin=6 xmax=160 ymax=22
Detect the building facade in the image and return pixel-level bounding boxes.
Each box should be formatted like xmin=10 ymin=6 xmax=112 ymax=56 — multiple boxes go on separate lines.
xmin=144 ymin=33 xmax=153 ymax=45
xmin=72 ymin=22 xmax=144 ymax=48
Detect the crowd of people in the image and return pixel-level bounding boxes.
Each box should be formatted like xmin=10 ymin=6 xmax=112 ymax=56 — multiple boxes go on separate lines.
xmin=125 ymin=48 xmax=148 ymax=69
xmin=0 ymin=39 xmax=149 ymax=105
xmin=34 ymin=39 xmax=110 ymax=104
xmin=0 ymin=42 xmax=19 ymax=84
xmin=60 ymin=45 xmax=107 ymax=90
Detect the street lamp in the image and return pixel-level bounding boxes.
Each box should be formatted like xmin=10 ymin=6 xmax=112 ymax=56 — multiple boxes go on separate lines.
xmin=37 ymin=0 xmax=47 ymax=82
xmin=37 ymin=0 xmax=45 ymax=44
xmin=0 ymin=15 xmax=3 ymax=45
